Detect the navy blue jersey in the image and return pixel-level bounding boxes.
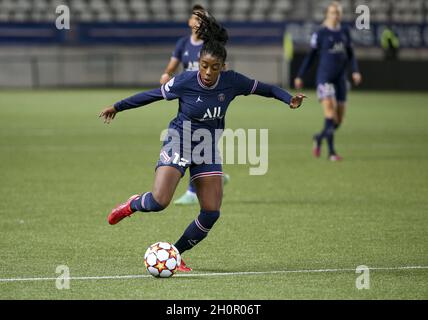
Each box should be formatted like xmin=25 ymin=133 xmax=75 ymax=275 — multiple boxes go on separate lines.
xmin=160 ymin=70 xmax=262 ymax=134
xmin=297 ymin=25 xmax=358 ymax=83
xmin=114 ymin=70 xmax=293 ymax=170
xmin=172 ymin=36 xmax=203 ymax=71
xmin=114 ymin=70 xmax=292 ymax=133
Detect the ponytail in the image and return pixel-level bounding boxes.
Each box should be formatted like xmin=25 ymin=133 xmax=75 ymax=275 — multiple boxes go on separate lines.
xmin=194 ymin=11 xmax=229 ymax=62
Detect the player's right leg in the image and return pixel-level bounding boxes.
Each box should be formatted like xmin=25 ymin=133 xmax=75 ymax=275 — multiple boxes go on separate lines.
xmin=108 ymin=166 xmax=182 ymax=225
xmin=314 ymin=83 xmax=337 ymax=158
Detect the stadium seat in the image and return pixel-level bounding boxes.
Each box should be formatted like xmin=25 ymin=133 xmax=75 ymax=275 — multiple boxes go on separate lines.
xmin=129 ymin=0 xmax=147 ymax=12
xmin=233 ymin=0 xmax=251 ymax=12
xmin=0 ymin=0 xmax=425 ymax=23
xmin=211 ymin=0 xmax=230 ymax=14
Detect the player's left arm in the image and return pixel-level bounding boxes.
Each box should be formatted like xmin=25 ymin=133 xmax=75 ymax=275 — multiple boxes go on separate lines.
xmin=232 ymin=71 xmax=306 ymax=109
xmin=254 ymin=82 xmax=306 ymax=109
xmin=345 ymin=28 xmax=362 ymax=86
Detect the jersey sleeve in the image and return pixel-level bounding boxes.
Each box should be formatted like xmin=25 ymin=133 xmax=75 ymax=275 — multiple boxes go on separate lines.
xmin=171 ymin=37 xmax=185 ymax=61
xmin=309 ymin=31 xmax=320 ymax=49
xmin=297 ymin=31 xmax=319 ymax=78
xmin=114 ymin=88 xmax=164 ymax=112
xmin=344 ymin=27 xmax=359 ymax=73
xmin=231 ymin=71 xmax=259 ymax=97
xmin=160 ymin=73 xmax=186 ymax=100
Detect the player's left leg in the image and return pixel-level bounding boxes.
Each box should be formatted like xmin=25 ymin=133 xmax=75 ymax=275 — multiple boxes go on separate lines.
xmin=335 ymin=102 xmax=346 ymax=129
xmin=334 ymin=77 xmax=347 ymax=129
xmin=329 ymin=79 xmax=347 ymax=161
xmin=174 ymin=173 xmax=230 ymax=206
xmin=173 ymin=176 xmax=199 ymax=205
xmin=174 ymin=166 xmax=223 ymax=271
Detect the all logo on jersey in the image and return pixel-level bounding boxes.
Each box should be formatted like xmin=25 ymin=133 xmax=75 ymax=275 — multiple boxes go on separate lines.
xmin=186 ymin=61 xmax=199 ymax=71
xmin=202 ymin=107 xmax=223 ymax=120
xmin=330 ymin=42 xmax=345 ymax=53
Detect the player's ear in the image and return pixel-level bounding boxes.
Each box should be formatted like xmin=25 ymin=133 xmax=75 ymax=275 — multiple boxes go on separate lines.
xmin=222 ymin=63 xmax=226 ymax=71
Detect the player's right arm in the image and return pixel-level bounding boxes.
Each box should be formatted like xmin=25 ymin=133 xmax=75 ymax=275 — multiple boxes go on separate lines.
xmin=160 ymin=37 xmax=186 ymax=84
xmin=294 ymin=31 xmax=320 ymax=89
xmin=99 ymin=88 xmax=164 ymax=123
xmin=160 ymin=57 xmax=180 ymax=84
xmin=99 ymin=74 xmax=185 ymax=123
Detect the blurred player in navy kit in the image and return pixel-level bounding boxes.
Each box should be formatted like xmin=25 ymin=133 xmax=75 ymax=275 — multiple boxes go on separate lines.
xmin=100 ymin=12 xmax=306 ymax=271
xmin=295 ymin=1 xmax=362 ymax=161
xmin=160 ymin=4 xmax=205 ymax=82
xmin=160 ymin=4 xmax=230 ymax=205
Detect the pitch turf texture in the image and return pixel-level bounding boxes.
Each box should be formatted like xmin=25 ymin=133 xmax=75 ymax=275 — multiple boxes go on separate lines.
xmin=0 ymin=89 xmax=427 ymax=300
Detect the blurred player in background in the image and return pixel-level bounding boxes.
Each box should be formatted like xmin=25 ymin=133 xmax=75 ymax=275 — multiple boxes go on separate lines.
xmin=294 ymin=1 xmax=362 ymax=161
xmin=160 ymin=4 xmax=230 ymax=205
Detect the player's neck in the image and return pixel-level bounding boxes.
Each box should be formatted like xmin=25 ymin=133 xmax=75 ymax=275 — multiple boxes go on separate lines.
xmin=191 ymin=33 xmax=203 ymax=46
xmin=324 ymin=20 xmax=340 ymax=30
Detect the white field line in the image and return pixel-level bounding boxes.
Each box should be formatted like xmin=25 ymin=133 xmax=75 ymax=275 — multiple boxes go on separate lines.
xmin=0 ymin=265 xmax=427 ymax=283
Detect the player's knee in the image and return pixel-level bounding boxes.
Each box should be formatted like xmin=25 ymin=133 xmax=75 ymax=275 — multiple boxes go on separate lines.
xmin=200 ymin=197 xmax=222 ymax=212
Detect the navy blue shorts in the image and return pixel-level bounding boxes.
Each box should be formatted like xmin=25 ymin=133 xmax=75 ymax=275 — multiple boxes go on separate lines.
xmin=316 ymin=78 xmax=347 ymax=103
xmin=155 ymin=126 xmax=223 ymax=182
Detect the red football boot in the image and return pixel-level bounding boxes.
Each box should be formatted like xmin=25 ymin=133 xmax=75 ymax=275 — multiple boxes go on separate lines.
xmin=177 ymin=258 xmax=192 ymax=272
xmin=108 ymin=194 xmax=139 ymax=225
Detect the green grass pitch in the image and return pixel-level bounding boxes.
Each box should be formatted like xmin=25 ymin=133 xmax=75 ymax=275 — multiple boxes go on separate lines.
xmin=0 ymin=89 xmax=427 ymax=299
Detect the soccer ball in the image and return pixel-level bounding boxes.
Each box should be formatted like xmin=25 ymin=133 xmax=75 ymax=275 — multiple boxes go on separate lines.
xmin=144 ymin=242 xmax=181 ymax=278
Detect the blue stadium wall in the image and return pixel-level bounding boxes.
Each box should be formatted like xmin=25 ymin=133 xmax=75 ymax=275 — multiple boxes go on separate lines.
xmin=1 ymin=21 xmax=428 ymax=47
xmin=1 ymin=22 xmax=428 ymax=90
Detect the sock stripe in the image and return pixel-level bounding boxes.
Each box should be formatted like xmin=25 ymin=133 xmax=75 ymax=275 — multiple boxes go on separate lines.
xmin=140 ymin=192 xmax=149 ymax=210
xmin=187 ymin=239 xmax=198 ymax=247
xmin=194 ymin=218 xmax=210 ymax=233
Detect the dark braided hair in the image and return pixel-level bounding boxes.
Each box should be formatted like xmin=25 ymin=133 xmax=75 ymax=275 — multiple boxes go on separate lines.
xmin=194 ymin=11 xmax=229 ymax=63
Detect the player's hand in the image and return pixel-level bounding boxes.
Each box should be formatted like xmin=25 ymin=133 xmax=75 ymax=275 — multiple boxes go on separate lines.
xmin=290 ymin=93 xmax=306 ymax=109
xmin=99 ymin=106 xmax=117 ymax=124
xmin=160 ymin=73 xmax=171 ymax=85
xmin=294 ymin=77 xmax=304 ymax=89
xmin=352 ymin=72 xmax=362 ymax=86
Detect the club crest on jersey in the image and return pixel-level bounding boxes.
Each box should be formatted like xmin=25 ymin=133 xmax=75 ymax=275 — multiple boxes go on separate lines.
xmin=218 ymin=93 xmax=225 ymax=102
xmin=202 ymin=107 xmax=223 ymax=120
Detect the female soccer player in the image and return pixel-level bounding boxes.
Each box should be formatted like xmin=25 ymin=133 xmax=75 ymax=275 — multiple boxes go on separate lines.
xmin=160 ymin=4 xmax=230 ymax=206
xmin=99 ymin=12 xmax=306 ymax=272
xmin=161 ymin=5 xmax=230 ymax=205
xmin=294 ymin=1 xmax=362 ymax=161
